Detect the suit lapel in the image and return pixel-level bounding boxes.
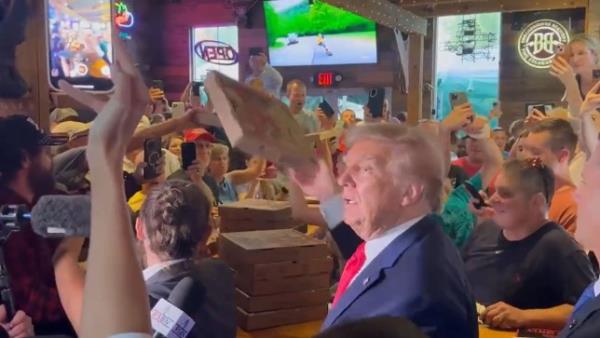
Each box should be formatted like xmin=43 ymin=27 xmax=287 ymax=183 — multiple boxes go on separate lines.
xmin=322 ymin=216 xmax=436 ymax=329
xmin=571 ymin=295 xmax=600 ymax=329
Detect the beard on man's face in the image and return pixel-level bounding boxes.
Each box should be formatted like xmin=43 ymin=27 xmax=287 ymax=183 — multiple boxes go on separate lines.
xmin=28 ymin=161 xmax=56 ymax=197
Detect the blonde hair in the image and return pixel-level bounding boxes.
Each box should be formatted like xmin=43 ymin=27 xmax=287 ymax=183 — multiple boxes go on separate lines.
xmin=210 ymin=143 xmax=229 ymax=160
xmin=345 ymin=123 xmax=445 ymax=212
xmin=568 ymin=34 xmax=600 ymax=65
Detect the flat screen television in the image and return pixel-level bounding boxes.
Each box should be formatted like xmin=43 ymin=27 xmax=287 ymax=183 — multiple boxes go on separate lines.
xmin=263 ymin=0 xmax=377 ymax=67
xmin=190 ymin=25 xmax=240 ymax=82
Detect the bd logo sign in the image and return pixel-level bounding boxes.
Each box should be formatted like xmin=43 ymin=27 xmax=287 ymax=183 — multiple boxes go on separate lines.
xmin=194 ymin=40 xmax=239 ymax=65
xmin=518 ymin=19 xmax=570 ymax=69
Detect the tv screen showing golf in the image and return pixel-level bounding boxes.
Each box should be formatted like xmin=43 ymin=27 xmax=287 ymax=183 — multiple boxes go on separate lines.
xmin=263 ymin=0 xmax=377 ymax=67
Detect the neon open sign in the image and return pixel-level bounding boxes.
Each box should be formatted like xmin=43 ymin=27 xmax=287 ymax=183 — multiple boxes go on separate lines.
xmin=193 ymin=40 xmax=239 ymax=65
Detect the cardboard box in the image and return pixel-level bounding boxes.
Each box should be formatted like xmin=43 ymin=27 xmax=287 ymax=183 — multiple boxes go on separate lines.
xmin=219 ymin=229 xmax=329 ymax=266
xmin=236 ymin=288 xmax=331 ymax=313
xmin=219 ymin=199 xmax=292 ymax=222
xmin=235 ymin=257 xmax=333 ymax=281
xmin=236 ymin=272 xmax=330 ymax=296
xmin=237 ymin=305 xmax=328 ymax=331
xmin=204 ymin=71 xmax=314 ymax=169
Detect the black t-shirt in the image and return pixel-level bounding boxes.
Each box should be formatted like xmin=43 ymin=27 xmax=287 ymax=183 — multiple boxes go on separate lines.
xmin=462 ymin=221 xmax=595 ymax=309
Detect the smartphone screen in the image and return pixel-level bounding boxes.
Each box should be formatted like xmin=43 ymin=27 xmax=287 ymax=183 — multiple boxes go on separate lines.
xmin=181 ymin=142 xmax=197 ymax=170
xmin=47 ymin=0 xmax=113 ymax=92
xmin=531 ymin=104 xmax=547 ymax=116
xmin=593 ymin=70 xmax=600 ymax=80
xmin=144 ymin=138 xmax=163 ymax=180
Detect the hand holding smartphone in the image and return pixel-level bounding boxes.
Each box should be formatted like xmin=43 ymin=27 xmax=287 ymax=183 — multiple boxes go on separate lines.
xmin=464 ymin=182 xmax=489 ymax=210
xmin=144 ymin=138 xmax=163 ymax=180
xmin=181 ymin=142 xmax=197 ymax=170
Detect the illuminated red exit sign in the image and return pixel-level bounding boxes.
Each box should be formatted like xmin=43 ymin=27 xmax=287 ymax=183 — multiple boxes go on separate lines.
xmin=312 ymin=72 xmax=343 ymax=88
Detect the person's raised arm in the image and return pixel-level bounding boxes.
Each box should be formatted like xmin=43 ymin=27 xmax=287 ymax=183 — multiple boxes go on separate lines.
xmin=477 ymin=135 xmax=503 ymax=189
xmin=441 ymin=103 xmax=475 ymax=173
xmin=578 ymin=81 xmax=600 ymax=158
xmin=59 ymin=37 xmax=151 ymax=338
xmin=126 ymin=107 xmax=221 ymax=153
xmin=227 ymin=156 xmax=266 ymax=187
xmin=550 ymin=56 xmax=584 ymax=116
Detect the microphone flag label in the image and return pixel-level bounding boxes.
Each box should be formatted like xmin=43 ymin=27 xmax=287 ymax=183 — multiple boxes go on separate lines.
xmin=150 ymin=298 xmax=195 ymax=338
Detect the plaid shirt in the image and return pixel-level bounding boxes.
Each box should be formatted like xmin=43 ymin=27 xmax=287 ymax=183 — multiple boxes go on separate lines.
xmin=0 ymin=187 xmax=68 ymax=327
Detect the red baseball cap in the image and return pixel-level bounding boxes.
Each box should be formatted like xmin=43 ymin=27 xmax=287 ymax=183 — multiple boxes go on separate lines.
xmin=183 ymin=128 xmax=216 ymax=143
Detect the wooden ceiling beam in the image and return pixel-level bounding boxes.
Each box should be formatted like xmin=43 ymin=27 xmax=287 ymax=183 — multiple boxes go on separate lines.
xmin=397 ymin=0 xmax=587 ymax=17
xmin=323 ymin=0 xmax=428 ymax=35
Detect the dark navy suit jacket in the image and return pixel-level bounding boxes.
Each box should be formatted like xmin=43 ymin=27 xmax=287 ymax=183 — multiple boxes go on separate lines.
xmin=559 ymin=289 xmax=600 ymax=338
xmin=324 ymin=215 xmax=479 ymax=338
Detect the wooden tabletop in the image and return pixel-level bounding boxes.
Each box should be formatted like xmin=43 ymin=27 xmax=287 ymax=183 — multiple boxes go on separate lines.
xmin=237 ymin=322 xmax=516 ymax=338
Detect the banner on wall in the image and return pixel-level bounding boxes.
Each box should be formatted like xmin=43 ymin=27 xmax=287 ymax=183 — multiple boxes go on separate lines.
xmin=517 ymin=19 xmax=570 ymax=69
xmin=435 ymin=13 xmax=501 ymax=120
xmin=191 ymin=26 xmax=240 ymax=82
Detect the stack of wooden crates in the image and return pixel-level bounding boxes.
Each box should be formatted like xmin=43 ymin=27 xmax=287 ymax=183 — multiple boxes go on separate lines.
xmin=218 ymin=200 xmax=333 ymax=331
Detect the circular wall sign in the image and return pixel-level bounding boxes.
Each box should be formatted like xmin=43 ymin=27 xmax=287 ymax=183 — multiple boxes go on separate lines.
xmin=517 ymin=19 xmax=570 ymax=69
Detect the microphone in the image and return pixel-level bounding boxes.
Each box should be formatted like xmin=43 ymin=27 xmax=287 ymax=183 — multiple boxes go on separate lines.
xmin=30 ymin=195 xmax=91 ymax=238
xmin=151 ymin=276 xmax=201 ymax=338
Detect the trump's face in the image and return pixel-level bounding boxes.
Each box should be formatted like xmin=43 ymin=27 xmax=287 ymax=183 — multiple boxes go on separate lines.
xmin=337 ymin=139 xmax=408 ymax=241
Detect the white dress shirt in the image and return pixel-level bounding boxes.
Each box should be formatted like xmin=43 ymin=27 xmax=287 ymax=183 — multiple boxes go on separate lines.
xmin=594 ymin=278 xmax=600 ymax=297
xmin=142 ymin=259 xmax=187 ymax=281
xmin=349 ymin=215 xmax=425 ymax=286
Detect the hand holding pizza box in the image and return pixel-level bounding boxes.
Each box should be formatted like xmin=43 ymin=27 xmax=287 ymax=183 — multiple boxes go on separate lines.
xmin=204 ymin=71 xmax=314 ymax=169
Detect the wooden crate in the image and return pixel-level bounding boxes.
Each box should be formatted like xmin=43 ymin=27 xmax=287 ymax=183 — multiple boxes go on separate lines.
xmin=219 ymin=229 xmax=329 ymax=266
xmin=236 ymin=288 xmax=331 ymax=313
xmin=236 ymin=272 xmax=330 ymax=296
xmin=237 ymin=305 xmax=328 ymax=331
xmin=219 ymin=199 xmax=292 ymax=223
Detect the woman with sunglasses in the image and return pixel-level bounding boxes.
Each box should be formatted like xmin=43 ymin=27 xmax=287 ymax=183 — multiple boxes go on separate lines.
xmin=461 ymin=158 xmax=596 ymax=331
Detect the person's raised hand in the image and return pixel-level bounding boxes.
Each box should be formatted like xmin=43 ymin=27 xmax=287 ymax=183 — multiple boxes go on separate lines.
xmin=443 ymin=103 xmax=475 ymax=131
xmin=186 ymin=160 xmax=207 ymax=185
xmin=288 ymin=159 xmax=339 ymax=202
xmin=580 ymin=81 xmax=600 ymax=116
xmin=524 ymin=109 xmax=548 ymax=128
xmin=549 ymin=56 xmax=577 ymax=85
xmin=0 ymin=306 xmax=34 ymax=338
xmin=59 ymin=35 xmax=149 ymax=165
xmin=481 ymin=302 xmax=527 ymax=330
xmin=468 ymin=190 xmax=495 ymax=223
xmin=177 ymin=106 xmax=221 ymax=128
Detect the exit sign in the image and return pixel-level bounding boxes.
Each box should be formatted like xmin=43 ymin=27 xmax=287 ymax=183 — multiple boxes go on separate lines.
xmin=312 ymin=72 xmax=343 ymax=88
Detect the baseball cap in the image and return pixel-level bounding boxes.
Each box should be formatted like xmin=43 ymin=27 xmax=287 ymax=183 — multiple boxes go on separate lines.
xmin=0 ymin=115 xmax=68 ymax=146
xmin=184 ymin=128 xmax=216 ymax=143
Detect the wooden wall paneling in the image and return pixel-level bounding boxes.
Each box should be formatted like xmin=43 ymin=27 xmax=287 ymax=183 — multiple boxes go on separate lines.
xmin=407 ymin=33 xmax=424 ymax=125
xmin=587 ymin=0 xmax=600 ymax=38
xmin=498 ymin=9 xmax=586 ymax=128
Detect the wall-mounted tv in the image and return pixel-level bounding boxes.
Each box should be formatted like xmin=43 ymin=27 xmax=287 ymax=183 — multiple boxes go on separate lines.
xmin=263 ymin=0 xmax=377 ymax=67
xmin=191 ymin=25 xmax=239 ymax=82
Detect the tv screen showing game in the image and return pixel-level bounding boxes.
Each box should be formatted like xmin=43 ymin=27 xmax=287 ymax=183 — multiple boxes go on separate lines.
xmin=263 ymin=0 xmax=377 ymax=67
xmin=191 ymin=25 xmax=240 ymax=82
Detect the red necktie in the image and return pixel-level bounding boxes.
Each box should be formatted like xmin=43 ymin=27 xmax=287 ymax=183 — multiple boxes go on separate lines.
xmin=332 ymin=242 xmax=366 ymax=306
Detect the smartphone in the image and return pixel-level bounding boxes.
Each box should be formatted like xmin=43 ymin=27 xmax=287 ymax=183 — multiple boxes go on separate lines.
xmin=152 ymin=80 xmax=164 ymax=90
xmin=171 ymin=101 xmax=185 ymax=118
xmin=367 ymin=88 xmax=385 ymax=118
xmin=192 ymin=81 xmax=203 ymax=97
xmin=181 ymin=142 xmax=197 ymax=170
xmin=46 ymin=0 xmax=113 ymax=92
xmin=464 ymin=182 xmax=488 ymax=210
xmin=553 ymin=43 xmax=565 ymax=55
xmin=531 ymin=104 xmax=547 ymax=116
xmin=450 ymin=92 xmax=469 ymax=109
xmin=249 ymin=47 xmax=264 ymax=56
xmin=143 ymin=138 xmax=163 ymax=180
xmin=593 ymin=69 xmax=600 ymax=80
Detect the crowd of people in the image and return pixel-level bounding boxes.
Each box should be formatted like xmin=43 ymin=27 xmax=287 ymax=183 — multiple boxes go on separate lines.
xmin=0 ymin=30 xmax=600 ymax=338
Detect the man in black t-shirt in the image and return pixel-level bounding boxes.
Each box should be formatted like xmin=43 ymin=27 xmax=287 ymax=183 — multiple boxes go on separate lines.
xmin=462 ymin=159 xmax=596 ymax=331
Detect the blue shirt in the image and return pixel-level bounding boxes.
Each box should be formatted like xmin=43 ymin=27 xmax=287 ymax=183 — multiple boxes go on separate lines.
xmin=218 ymin=176 xmax=238 ymax=203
